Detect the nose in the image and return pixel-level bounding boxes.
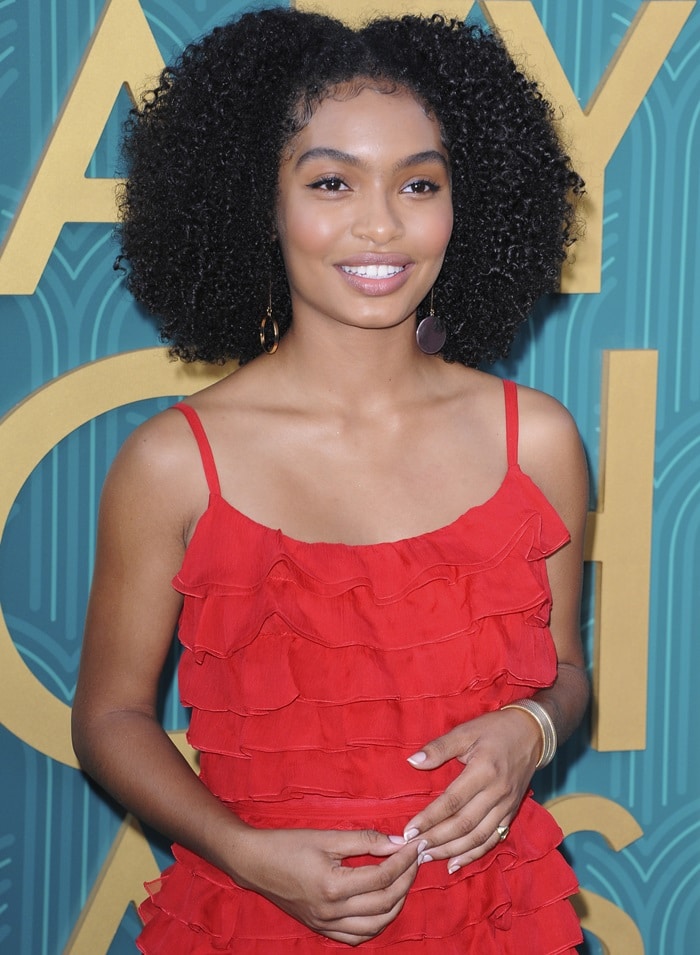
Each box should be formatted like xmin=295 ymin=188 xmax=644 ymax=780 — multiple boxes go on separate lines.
xmin=351 ymin=189 xmax=404 ymax=244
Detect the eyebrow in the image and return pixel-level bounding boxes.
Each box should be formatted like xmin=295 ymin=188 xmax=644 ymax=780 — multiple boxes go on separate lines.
xmin=295 ymin=147 xmax=450 ymax=173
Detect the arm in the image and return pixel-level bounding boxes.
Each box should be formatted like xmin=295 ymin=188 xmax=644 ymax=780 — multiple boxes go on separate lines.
xmin=401 ymin=389 xmax=590 ymax=872
xmin=72 ymin=410 xmax=418 ymax=944
xmin=72 ymin=412 xmax=251 ymax=867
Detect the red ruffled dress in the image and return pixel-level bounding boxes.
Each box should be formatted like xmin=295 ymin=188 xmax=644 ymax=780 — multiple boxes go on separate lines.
xmin=137 ymin=379 xmax=582 ymax=953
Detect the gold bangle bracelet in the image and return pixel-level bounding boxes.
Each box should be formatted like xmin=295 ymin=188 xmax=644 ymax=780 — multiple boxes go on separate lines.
xmin=502 ymin=699 xmax=557 ymax=769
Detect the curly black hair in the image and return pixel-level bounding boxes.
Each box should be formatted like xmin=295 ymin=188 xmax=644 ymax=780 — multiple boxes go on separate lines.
xmin=117 ymin=7 xmax=582 ymax=366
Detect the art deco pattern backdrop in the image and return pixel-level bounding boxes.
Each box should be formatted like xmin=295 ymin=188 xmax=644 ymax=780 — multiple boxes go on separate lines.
xmin=0 ymin=1 xmax=698 ymax=952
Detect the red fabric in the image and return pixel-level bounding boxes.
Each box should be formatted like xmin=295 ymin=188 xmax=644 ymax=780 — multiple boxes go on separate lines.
xmin=137 ymin=380 xmax=582 ymax=953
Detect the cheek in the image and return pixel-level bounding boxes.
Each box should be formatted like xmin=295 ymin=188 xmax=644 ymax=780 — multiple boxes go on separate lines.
xmin=277 ymin=200 xmax=341 ymax=263
xmin=434 ymin=203 xmax=454 ymax=250
xmin=436 ymin=215 xmax=454 ymax=253
xmin=410 ymin=200 xmax=454 ymax=256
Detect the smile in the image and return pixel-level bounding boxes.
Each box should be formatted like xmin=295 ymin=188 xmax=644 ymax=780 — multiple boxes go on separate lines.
xmin=340 ymin=264 xmax=405 ymax=279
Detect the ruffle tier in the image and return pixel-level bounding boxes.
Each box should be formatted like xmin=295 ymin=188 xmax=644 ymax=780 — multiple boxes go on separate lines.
xmin=173 ymin=466 xmax=566 ymax=610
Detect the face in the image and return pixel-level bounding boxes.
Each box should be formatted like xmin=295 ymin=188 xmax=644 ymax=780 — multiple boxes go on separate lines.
xmin=275 ymin=85 xmax=453 ymax=339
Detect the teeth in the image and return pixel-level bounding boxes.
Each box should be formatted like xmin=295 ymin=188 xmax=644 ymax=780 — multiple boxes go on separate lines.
xmin=341 ymin=264 xmax=404 ymax=278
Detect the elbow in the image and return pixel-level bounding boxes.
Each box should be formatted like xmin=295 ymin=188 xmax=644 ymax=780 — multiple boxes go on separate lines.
xmin=71 ymin=692 xmax=110 ymax=778
xmin=71 ymin=702 xmax=94 ymax=773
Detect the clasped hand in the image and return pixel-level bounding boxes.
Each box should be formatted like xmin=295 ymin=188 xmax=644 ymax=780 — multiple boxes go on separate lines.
xmin=235 ymin=710 xmax=537 ymax=944
xmin=401 ymin=709 xmax=540 ymax=873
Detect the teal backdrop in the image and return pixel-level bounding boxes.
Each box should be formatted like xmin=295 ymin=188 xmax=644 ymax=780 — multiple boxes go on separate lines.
xmin=0 ymin=1 xmax=698 ymax=952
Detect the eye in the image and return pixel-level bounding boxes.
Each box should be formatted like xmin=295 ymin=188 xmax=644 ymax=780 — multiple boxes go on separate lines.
xmin=308 ymin=176 xmax=349 ymax=192
xmin=402 ymin=179 xmax=441 ymax=195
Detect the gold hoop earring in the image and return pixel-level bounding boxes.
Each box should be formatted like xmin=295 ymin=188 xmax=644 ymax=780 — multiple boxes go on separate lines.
xmin=259 ymin=283 xmax=279 ymax=355
xmin=416 ymin=288 xmax=446 ymax=354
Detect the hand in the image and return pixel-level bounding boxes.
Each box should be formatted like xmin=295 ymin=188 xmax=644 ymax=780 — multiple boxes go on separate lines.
xmin=233 ymin=827 xmax=420 ymax=946
xmin=402 ymin=709 xmax=541 ymax=873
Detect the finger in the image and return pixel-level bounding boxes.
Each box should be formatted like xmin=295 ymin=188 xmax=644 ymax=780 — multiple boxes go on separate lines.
xmin=415 ymin=801 xmax=512 ymax=870
xmin=324 ymin=931 xmax=372 ymax=947
xmin=414 ymin=807 xmax=501 ymax=862
xmin=329 ymin=828 xmax=407 ymax=861
xmin=403 ymin=778 xmax=483 ymax=842
xmin=323 ymin=900 xmax=409 ymax=944
xmin=405 ymin=770 xmax=520 ymax=853
xmin=325 ymin=862 xmax=417 ymax=923
xmin=445 ymin=824 xmax=510 ymax=873
xmin=303 ymin=848 xmax=417 ymax=945
xmin=331 ymin=840 xmax=419 ymax=899
xmin=407 ymin=725 xmax=474 ymax=772
xmin=419 ymin=811 xmax=505 ymax=863
xmin=318 ymin=875 xmax=414 ymax=941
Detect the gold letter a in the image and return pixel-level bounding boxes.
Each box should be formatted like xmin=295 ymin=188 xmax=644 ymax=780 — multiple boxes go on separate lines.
xmin=0 ymin=0 xmax=165 ymax=296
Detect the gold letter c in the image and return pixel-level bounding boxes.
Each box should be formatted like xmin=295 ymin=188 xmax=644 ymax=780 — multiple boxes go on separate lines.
xmin=0 ymin=348 xmax=233 ymax=766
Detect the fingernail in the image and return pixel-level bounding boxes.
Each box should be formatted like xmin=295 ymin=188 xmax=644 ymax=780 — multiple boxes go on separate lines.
xmin=447 ymin=862 xmax=461 ymax=875
xmin=404 ymin=827 xmax=420 ymax=842
xmin=407 ymin=752 xmax=427 ymax=766
xmin=388 ymin=835 xmax=405 ymax=845
xmin=419 ymin=852 xmax=433 ymax=865
xmin=417 ymin=840 xmax=429 ymax=854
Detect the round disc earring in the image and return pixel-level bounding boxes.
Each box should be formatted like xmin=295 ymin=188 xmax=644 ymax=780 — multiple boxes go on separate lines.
xmin=416 ymin=289 xmax=446 ymax=354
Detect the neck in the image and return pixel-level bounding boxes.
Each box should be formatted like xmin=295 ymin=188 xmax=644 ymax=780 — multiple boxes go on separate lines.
xmin=268 ymin=316 xmax=438 ymax=415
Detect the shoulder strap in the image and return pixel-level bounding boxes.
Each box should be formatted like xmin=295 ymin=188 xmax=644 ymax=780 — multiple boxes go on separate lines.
xmin=503 ymin=379 xmax=519 ymax=467
xmin=172 ymin=402 xmax=221 ymax=496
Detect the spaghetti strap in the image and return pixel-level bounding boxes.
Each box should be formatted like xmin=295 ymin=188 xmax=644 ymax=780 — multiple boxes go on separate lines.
xmin=172 ymin=402 xmax=221 ymax=496
xmin=503 ymin=379 xmax=519 ymax=467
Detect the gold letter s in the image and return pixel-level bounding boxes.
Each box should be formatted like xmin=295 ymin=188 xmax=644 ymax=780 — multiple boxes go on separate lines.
xmin=548 ymin=795 xmax=645 ymax=954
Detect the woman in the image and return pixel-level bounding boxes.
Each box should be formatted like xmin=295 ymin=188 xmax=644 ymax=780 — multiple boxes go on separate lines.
xmin=72 ymin=8 xmax=589 ymax=952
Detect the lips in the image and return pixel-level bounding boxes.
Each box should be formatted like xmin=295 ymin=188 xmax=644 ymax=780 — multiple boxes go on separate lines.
xmin=335 ymin=254 xmax=414 ymax=295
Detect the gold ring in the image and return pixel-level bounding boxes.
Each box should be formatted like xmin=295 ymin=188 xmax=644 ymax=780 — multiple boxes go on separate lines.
xmin=496 ymin=824 xmax=510 ymax=841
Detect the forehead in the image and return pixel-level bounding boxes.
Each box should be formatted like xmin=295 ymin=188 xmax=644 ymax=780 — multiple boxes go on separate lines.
xmin=285 ymin=86 xmax=446 ymax=161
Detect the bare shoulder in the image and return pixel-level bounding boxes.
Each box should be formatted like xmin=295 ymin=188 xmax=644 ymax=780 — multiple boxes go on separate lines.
xmin=515 ymin=383 xmax=589 ymax=534
xmin=102 ymin=404 xmax=209 ymax=544
xmin=108 ymin=405 xmax=199 ymax=489
xmin=516 ymin=383 xmax=582 ymax=452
